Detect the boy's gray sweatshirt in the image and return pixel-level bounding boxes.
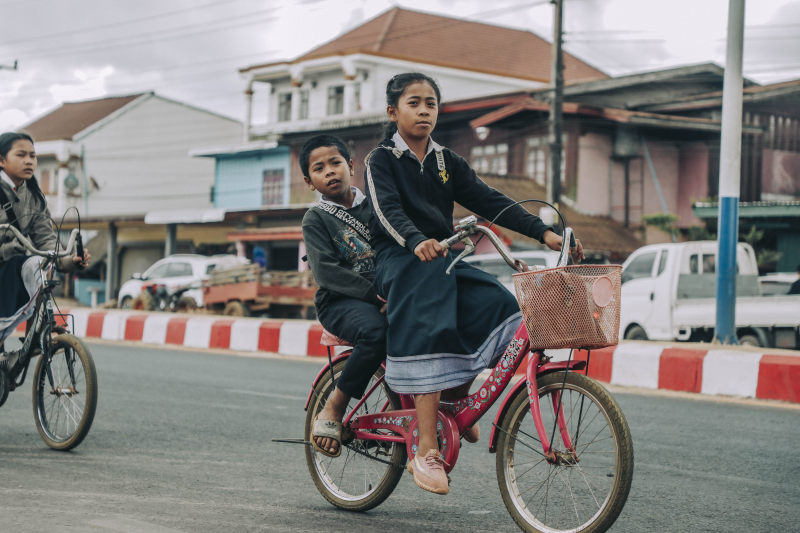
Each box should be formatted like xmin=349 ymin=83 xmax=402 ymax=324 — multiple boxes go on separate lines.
xmin=301 ymin=197 xmax=380 ymax=313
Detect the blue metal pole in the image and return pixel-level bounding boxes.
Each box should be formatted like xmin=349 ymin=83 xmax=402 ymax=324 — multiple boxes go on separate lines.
xmin=715 ymin=0 xmax=745 ymax=344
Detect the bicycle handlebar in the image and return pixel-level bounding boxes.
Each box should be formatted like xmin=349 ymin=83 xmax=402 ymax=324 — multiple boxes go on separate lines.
xmin=0 ymin=224 xmax=80 ymax=259
xmin=438 ymin=215 xmax=576 ymax=272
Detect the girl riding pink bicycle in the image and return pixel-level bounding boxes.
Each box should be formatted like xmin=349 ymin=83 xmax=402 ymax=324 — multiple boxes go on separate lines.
xmin=300 ymin=73 xmax=631 ymax=533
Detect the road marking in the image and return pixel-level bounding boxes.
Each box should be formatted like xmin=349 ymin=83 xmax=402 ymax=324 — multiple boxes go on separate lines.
xmin=227 ymin=389 xmax=306 ymax=401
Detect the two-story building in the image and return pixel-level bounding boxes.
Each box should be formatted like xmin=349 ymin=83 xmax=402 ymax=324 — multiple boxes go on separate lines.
xmin=194 ymin=6 xmax=608 ymax=267
xmin=22 ymin=92 xmax=242 ymax=300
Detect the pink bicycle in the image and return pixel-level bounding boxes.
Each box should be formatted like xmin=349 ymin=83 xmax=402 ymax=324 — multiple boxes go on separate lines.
xmin=302 ymin=215 xmax=633 ymax=533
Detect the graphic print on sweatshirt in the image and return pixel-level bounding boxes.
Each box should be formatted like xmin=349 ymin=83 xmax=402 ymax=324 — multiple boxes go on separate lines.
xmin=335 ymin=227 xmax=375 ymax=274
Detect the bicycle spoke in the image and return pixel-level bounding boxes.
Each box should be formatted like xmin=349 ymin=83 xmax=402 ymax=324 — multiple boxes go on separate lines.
xmin=497 ymin=372 xmax=632 ymax=533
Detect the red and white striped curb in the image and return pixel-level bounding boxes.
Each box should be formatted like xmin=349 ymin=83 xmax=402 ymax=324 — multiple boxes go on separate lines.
xmin=29 ymin=309 xmax=800 ymax=404
xmin=558 ymin=343 xmax=800 ymax=404
xmin=25 ymin=309 xmax=332 ymax=358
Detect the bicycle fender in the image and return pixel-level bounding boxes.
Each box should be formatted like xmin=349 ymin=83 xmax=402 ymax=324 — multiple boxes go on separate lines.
xmin=304 ymin=349 xmax=353 ymax=410
xmin=488 ymin=359 xmax=586 ymax=453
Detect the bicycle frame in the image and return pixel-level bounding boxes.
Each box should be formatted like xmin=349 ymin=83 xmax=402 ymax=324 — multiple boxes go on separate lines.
xmin=318 ymin=321 xmax=584 ymax=472
xmin=306 ymin=214 xmax=586 ymax=470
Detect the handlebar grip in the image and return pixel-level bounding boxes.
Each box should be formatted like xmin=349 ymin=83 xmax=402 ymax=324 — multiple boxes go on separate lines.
xmin=76 ymin=233 xmax=84 ymax=260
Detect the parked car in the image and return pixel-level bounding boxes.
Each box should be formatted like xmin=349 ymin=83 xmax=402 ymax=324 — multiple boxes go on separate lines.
xmin=464 ymin=249 xmax=561 ymax=292
xmin=118 ymin=254 xmax=247 ymax=309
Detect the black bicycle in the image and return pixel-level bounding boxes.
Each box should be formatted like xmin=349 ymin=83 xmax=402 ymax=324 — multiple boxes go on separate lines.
xmin=0 ymin=224 xmax=98 ymax=450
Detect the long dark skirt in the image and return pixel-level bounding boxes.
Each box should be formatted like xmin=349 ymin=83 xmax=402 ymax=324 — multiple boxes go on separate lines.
xmin=375 ymin=244 xmax=521 ymax=394
xmin=0 ymin=255 xmax=31 ymax=317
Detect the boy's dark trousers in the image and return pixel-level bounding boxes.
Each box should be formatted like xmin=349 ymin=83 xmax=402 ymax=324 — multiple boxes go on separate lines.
xmin=317 ymin=297 xmax=387 ymax=399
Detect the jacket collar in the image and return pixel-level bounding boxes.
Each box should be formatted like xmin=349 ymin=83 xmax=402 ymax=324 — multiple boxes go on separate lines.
xmin=391 ymin=132 xmax=442 ymax=162
xmin=320 ymin=186 xmax=366 ymax=210
xmin=0 ymin=170 xmax=19 ymax=198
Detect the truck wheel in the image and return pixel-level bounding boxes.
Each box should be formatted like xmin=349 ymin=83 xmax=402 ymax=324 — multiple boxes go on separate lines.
xmin=176 ymin=296 xmax=198 ymax=313
xmin=119 ymin=296 xmax=133 ymax=309
xmin=132 ymin=291 xmax=155 ymax=311
xmin=223 ymin=301 xmax=249 ymax=317
xmin=625 ymin=325 xmax=648 ymax=341
xmin=738 ymin=334 xmax=761 ymax=347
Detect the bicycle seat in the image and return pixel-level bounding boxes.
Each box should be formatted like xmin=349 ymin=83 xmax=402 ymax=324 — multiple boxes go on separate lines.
xmin=320 ymin=329 xmax=352 ymax=347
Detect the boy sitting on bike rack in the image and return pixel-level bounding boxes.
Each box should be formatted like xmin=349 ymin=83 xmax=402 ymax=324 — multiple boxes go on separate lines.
xmin=300 ymin=134 xmax=387 ymax=458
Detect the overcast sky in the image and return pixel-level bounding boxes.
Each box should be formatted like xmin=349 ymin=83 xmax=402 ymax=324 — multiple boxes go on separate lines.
xmin=0 ymin=0 xmax=798 ymax=131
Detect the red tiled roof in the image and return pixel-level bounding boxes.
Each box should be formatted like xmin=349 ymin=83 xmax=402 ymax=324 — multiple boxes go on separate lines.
xmin=243 ymin=7 xmax=607 ymax=84
xmin=22 ymin=94 xmax=145 ymax=141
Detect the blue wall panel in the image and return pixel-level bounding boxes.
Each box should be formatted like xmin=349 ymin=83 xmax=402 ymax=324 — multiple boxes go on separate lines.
xmin=213 ymin=147 xmax=290 ymax=209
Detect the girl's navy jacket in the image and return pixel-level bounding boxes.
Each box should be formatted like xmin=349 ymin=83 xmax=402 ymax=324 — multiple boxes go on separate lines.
xmin=364 ymin=135 xmax=552 ymax=252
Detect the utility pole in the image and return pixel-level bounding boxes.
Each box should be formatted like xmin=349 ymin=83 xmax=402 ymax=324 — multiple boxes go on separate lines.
xmin=547 ymin=0 xmax=564 ymax=210
xmin=0 ymin=60 xmax=18 ymax=71
xmin=715 ymin=0 xmax=746 ymax=344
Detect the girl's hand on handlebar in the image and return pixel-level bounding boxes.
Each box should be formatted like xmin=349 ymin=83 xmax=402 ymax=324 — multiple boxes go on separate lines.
xmin=543 ymin=230 xmax=585 ymax=263
xmin=73 ymin=251 xmax=91 ymax=269
xmin=414 ymin=239 xmax=447 ymax=262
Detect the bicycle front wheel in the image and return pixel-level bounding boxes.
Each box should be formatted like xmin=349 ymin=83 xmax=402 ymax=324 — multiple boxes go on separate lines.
xmin=32 ymin=334 xmax=98 ymax=451
xmin=496 ymin=371 xmax=633 ymax=533
xmin=305 ymin=357 xmax=406 ymax=511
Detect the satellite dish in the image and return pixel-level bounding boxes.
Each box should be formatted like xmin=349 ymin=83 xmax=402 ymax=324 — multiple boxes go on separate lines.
xmin=64 ymin=173 xmax=79 ymax=191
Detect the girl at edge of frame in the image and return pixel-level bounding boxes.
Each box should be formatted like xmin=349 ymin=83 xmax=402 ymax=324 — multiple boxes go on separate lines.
xmin=364 ymin=73 xmax=584 ymax=495
xmin=0 ymin=132 xmax=89 ymax=351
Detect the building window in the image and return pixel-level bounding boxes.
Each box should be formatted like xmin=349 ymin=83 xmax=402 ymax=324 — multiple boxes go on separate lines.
xmin=299 ymin=90 xmax=309 ymax=120
xmin=277 ymin=92 xmax=292 ymax=122
xmin=262 ymin=169 xmax=284 ymax=206
xmin=525 ymin=137 xmax=548 ymax=185
xmin=40 ymin=169 xmax=51 ymax=194
xmin=327 ymin=85 xmax=344 ymax=115
xmin=470 ymin=143 xmax=508 ymax=175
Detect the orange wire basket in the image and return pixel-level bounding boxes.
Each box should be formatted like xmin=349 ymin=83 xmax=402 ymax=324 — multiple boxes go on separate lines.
xmin=512 ymin=265 xmax=621 ymax=350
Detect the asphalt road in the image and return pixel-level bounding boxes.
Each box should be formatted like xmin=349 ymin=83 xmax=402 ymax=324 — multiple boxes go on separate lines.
xmin=1 ymin=342 xmax=798 ymax=532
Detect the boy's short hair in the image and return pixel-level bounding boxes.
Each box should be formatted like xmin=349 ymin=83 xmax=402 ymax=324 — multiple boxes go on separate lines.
xmin=299 ymin=134 xmax=351 ymax=177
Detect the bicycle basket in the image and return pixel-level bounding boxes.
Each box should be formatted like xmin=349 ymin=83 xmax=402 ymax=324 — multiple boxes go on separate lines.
xmin=512 ymin=265 xmax=621 ymax=350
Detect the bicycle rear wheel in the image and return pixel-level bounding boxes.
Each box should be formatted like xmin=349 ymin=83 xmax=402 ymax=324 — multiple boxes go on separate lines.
xmin=32 ymin=334 xmax=98 ymax=451
xmin=305 ymin=357 xmax=406 ymax=511
xmin=496 ymin=371 xmax=633 ymax=533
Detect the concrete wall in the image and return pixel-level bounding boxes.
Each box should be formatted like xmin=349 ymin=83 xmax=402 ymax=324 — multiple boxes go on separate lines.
xmin=677 ymin=142 xmax=709 ymax=227
xmin=79 ymin=96 xmax=241 ymax=218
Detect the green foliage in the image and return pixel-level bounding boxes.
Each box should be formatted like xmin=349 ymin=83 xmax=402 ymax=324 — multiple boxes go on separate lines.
xmin=686 ymin=225 xmax=715 ymax=241
xmin=741 ymin=225 xmax=764 ymax=247
xmin=642 ymin=212 xmax=678 ymax=238
xmin=756 ymin=249 xmax=782 ymax=270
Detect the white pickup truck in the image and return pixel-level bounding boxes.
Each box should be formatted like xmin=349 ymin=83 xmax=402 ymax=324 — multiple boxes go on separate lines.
xmin=619 ymin=240 xmax=800 ymax=349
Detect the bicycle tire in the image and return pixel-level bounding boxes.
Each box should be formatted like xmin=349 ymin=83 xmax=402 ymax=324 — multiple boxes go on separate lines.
xmin=32 ymin=334 xmax=98 ymax=451
xmin=496 ymin=371 xmax=633 ymax=533
xmin=305 ymin=357 xmax=406 ymax=511
xmin=0 ymin=367 xmax=9 ymax=407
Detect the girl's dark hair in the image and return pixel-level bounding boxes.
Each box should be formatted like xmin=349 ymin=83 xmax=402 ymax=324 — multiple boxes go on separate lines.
xmin=299 ymin=134 xmax=351 ymax=178
xmin=0 ymin=131 xmax=34 ymax=158
xmin=0 ymin=131 xmax=46 ymax=207
xmin=383 ymin=72 xmax=442 ymax=138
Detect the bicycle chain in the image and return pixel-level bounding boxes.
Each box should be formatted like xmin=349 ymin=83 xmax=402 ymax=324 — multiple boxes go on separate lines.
xmin=341 ymin=439 xmax=405 ymax=469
